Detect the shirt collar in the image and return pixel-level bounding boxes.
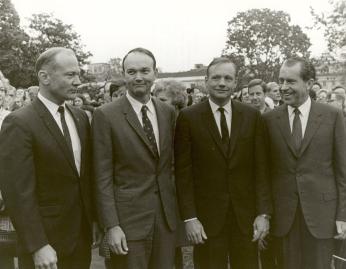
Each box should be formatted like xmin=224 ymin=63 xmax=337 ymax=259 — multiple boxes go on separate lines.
xmin=208 ymin=98 xmax=232 ymax=115
xmin=287 ymin=97 xmax=311 ymax=117
xmin=38 ymin=92 xmax=66 ymax=115
xmin=126 ymin=92 xmax=155 ymax=115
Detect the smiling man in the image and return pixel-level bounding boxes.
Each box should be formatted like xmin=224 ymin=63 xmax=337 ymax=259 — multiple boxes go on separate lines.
xmin=248 ymin=79 xmax=271 ymax=114
xmin=262 ymin=57 xmax=346 ymax=269
xmin=92 ymin=48 xmax=177 ymax=269
xmin=174 ymin=57 xmax=272 ymax=269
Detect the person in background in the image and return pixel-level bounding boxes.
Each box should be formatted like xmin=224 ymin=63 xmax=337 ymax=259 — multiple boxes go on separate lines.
xmin=239 ymin=85 xmax=251 ymax=104
xmin=11 ymin=96 xmax=24 ymax=111
xmin=311 ymin=82 xmax=322 ymax=94
xmin=73 ymin=94 xmax=94 ymax=123
xmin=316 ymin=89 xmax=328 ymax=104
xmin=109 ymin=79 xmax=127 ymax=102
xmin=266 ymin=82 xmax=282 ymax=108
xmin=27 ymin=86 xmax=39 ymax=102
xmin=248 ymin=79 xmax=272 ymax=114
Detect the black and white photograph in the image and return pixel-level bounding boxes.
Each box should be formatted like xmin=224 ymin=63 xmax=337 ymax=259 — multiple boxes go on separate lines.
xmin=0 ymin=0 xmax=346 ymax=268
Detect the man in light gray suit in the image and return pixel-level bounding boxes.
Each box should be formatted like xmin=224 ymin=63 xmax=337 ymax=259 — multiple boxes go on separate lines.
xmin=92 ymin=47 xmax=177 ymax=269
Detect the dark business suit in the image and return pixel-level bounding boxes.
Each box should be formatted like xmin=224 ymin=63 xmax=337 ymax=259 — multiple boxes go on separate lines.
xmin=0 ymin=98 xmax=93 ymax=268
xmin=174 ymin=99 xmax=272 ymax=269
xmin=92 ymin=96 xmax=177 ymax=269
xmin=262 ymin=101 xmax=346 ymax=269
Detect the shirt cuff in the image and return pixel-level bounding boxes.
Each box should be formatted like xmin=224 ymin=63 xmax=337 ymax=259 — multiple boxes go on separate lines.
xmin=184 ymin=217 xmax=198 ymax=222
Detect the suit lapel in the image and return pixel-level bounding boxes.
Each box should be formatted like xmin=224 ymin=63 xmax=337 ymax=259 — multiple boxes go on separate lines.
xmin=152 ymin=98 xmax=168 ymax=157
xmin=67 ymin=105 xmax=85 ymax=177
xmin=33 ymin=99 xmax=79 ymax=176
xmin=299 ymin=102 xmax=323 ymax=157
xmin=202 ymin=101 xmax=227 ymax=158
xmin=228 ymin=101 xmax=243 ymax=158
xmin=276 ymin=105 xmax=298 ymax=158
xmin=122 ymin=97 xmax=158 ymax=159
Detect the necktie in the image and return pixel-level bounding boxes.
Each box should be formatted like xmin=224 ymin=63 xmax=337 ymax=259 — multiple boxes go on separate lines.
xmin=218 ymin=107 xmax=230 ymax=151
xmin=141 ymin=105 xmax=159 ymax=157
xmin=58 ymin=106 xmax=74 ymax=157
xmin=292 ymin=108 xmax=302 ymax=152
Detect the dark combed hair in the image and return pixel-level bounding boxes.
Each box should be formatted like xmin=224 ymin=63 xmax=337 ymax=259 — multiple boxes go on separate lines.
xmin=122 ymin=47 xmax=156 ymax=71
xmin=283 ymin=57 xmax=316 ymax=81
xmin=248 ymin=78 xmax=268 ymax=93
xmin=206 ymin=57 xmax=238 ymax=78
xmin=35 ymin=47 xmax=74 ymax=75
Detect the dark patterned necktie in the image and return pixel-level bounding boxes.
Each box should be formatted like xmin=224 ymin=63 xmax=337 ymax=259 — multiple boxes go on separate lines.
xmin=292 ymin=108 xmax=302 ymax=152
xmin=218 ymin=107 xmax=230 ymax=150
xmin=141 ymin=105 xmax=159 ymax=157
xmin=58 ymin=106 xmax=74 ymax=157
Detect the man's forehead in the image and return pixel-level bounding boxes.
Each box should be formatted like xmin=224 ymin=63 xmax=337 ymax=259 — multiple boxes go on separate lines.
xmin=209 ymin=62 xmax=236 ymax=74
xmin=123 ymin=52 xmax=154 ymax=69
xmin=280 ymin=63 xmax=301 ymax=76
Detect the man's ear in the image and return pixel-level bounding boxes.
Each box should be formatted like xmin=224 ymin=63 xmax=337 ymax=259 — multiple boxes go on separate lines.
xmin=38 ymin=70 xmax=50 ymax=86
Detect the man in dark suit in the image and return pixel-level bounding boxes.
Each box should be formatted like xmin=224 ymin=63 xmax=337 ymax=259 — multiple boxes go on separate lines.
xmin=0 ymin=47 xmax=93 ymax=269
xmin=174 ymin=57 xmax=272 ymax=269
xmin=92 ymin=47 xmax=177 ymax=269
xmin=262 ymin=57 xmax=346 ymax=269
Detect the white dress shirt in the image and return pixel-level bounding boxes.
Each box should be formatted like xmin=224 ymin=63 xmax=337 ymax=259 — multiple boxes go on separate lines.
xmin=126 ymin=92 xmax=160 ymax=152
xmin=208 ymin=98 xmax=232 ymax=137
xmin=287 ymin=97 xmax=311 ymax=138
xmin=38 ymin=93 xmax=81 ymax=174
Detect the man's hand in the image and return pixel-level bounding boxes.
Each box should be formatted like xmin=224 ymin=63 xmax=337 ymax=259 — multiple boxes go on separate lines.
xmin=92 ymin=222 xmax=102 ymax=248
xmin=335 ymin=221 xmax=346 ymax=240
xmin=107 ymin=225 xmax=128 ymax=255
xmin=32 ymin=244 xmax=57 ymax=269
xmin=185 ymin=219 xmax=207 ymax=245
xmin=252 ymin=215 xmax=270 ymax=243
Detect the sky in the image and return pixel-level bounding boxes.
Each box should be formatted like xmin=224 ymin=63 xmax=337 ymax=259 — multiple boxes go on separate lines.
xmin=11 ymin=0 xmax=332 ymax=72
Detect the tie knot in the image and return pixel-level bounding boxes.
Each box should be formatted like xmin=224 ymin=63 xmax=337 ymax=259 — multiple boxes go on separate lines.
xmin=294 ymin=108 xmax=300 ymax=115
xmin=58 ymin=106 xmax=65 ymax=114
xmin=141 ymin=105 xmax=148 ymax=114
xmin=218 ymin=107 xmax=225 ymax=114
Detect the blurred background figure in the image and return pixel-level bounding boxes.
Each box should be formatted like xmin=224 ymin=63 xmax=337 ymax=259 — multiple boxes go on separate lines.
xmin=316 ymin=89 xmax=328 ymax=104
xmin=266 ymin=82 xmax=282 ymax=108
xmin=327 ymin=91 xmax=346 ymax=114
xmin=248 ymin=79 xmax=271 ymax=113
xmin=4 ymin=86 xmax=15 ymax=111
xmin=12 ymin=96 xmax=24 ymax=111
xmin=27 ymin=86 xmax=39 ymax=102
xmin=311 ymin=81 xmax=322 ymax=94
xmin=73 ymin=93 xmax=94 ymax=122
xmin=239 ymin=85 xmax=251 ymax=104
xmin=153 ymin=80 xmax=187 ymax=115
xmin=109 ymin=79 xmax=127 ymax=101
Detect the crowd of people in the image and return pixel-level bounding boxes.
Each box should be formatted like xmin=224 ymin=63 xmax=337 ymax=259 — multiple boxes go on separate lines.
xmin=0 ymin=46 xmax=346 ymax=269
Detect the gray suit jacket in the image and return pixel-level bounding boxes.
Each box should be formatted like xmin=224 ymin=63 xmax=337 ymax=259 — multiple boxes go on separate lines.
xmin=92 ymin=96 xmax=176 ymax=240
xmin=263 ymin=101 xmax=346 ymax=239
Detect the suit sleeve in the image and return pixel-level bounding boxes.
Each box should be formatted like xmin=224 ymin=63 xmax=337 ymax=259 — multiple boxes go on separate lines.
xmin=333 ymin=110 xmax=346 ymax=221
xmin=174 ymin=110 xmax=197 ymax=220
xmin=0 ymin=114 xmax=48 ymax=253
xmin=92 ymin=109 xmax=119 ymax=229
xmin=255 ymin=112 xmax=273 ymax=215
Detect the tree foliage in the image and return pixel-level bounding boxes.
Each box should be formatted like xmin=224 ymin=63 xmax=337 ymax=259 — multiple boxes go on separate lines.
xmin=223 ymin=9 xmax=311 ymax=82
xmin=0 ymin=1 xmax=92 ymax=87
xmin=311 ymin=0 xmax=346 ymax=51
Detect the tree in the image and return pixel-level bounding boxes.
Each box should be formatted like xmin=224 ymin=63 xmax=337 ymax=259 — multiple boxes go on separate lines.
xmin=26 ymin=13 xmax=92 ymax=66
xmin=223 ymin=9 xmax=311 ymax=82
xmin=0 ymin=0 xmax=30 ymax=87
xmin=311 ymin=0 xmax=346 ymax=51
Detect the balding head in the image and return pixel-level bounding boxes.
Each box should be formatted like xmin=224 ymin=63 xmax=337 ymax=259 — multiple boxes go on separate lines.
xmin=35 ymin=47 xmax=76 ymax=75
